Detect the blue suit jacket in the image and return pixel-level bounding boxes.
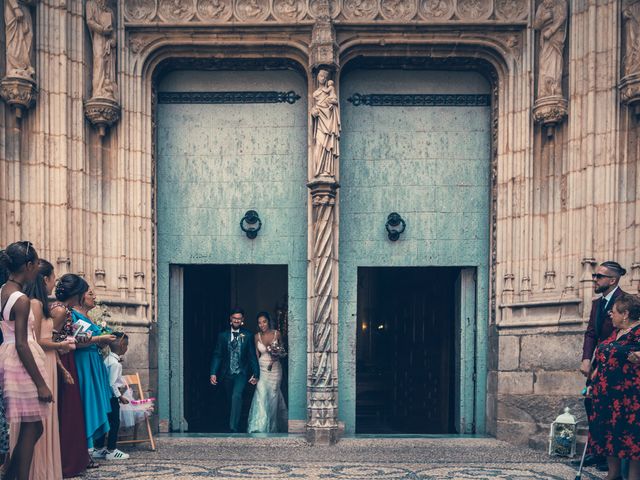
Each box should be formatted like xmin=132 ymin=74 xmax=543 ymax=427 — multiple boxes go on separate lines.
xmin=210 ymin=328 xmax=260 ymax=379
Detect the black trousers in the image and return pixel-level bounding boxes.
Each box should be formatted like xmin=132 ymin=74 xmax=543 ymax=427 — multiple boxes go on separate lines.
xmin=222 ymin=373 xmax=247 ymax=432
xmin=96 ymin=396 xmax=121 ymax=451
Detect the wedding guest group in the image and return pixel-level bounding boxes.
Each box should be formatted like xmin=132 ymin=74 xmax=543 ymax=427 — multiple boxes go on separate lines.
xmin=0 ymin=241 xmax=131 ymax=480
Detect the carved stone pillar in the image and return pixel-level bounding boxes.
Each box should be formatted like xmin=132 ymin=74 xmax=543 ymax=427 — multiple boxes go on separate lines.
xmin=532 ymin=0 xmax=568 ymax=136
xmin=84 ymin=0 xmax=121 ymax=136
xmin=306 ymin=8 xmax=340 ymax=445
xmin=0 ymin=0 xmax=38 ymax=118
xmin=620 ymin=1 xmax=640 ymax=115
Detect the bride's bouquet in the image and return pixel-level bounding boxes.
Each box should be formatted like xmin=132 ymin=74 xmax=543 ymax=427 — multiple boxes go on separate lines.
xmin=266 ymin=339 xmax=287 ymax=371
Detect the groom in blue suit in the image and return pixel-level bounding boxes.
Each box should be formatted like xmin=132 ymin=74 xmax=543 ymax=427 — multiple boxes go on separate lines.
xmin=209 ymin=308 xmax=260 ymax=432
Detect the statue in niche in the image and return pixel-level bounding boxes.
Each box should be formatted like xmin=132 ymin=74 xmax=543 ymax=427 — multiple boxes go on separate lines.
xmin=86 ymin=0 xmax=118 ymax=100
xmin=533 ymin=0 xmax=568 ymax=98
xmin=311 ymin=69 xmax=340 ymax=178
xmin=4 ymin=0 xmax=36 ymax=79
xmin=623 ymin=1 xmax=640 ymax=77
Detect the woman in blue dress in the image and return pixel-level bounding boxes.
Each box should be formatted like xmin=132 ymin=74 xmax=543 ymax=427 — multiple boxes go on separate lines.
xmin=55 ymin=274 xmax=115 ymax=455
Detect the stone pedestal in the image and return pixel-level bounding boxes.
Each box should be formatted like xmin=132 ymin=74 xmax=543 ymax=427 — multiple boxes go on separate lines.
xmin=0 ymin=77 xmax=37 ymax=118
xmin=620 ymin=73 xmax=640 ymax=116
xmin=84 ymin=97 xmax=121 ymax=136
xmin=532 ymin=95 xmax=567 ymax=136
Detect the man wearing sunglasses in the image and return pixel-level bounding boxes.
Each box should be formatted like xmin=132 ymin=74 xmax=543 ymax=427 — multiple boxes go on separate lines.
xmin=576 ymin=260 xmax=627 ymax=471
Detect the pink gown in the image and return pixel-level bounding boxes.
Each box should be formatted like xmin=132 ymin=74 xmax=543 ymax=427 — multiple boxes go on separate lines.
xmin=0 ymin=289 xmax=50 ymax=423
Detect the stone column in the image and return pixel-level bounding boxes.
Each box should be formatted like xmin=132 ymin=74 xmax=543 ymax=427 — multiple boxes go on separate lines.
xmin=306 ymin=6 xmax=340 ymax=445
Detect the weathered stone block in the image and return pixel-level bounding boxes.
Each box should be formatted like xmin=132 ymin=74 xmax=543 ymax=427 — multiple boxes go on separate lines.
xmin=498 ymin=371 xmax=534 ymax=394
xmin=533 ymin=371 xmax=585 ymax=396
xmin=520 ymin=334 xmax=583 ymax=370
xmin=499 ymin=335 xmax=520 ymax=370
xmin=495 ymin=419 xmax=539 ymax=446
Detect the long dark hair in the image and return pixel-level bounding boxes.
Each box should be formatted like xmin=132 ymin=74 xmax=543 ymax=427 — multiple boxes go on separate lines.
xmin=24 ymin=259 xmax=54 ymax=318
xmin=256 ymin=311 xmax=276 ymax=330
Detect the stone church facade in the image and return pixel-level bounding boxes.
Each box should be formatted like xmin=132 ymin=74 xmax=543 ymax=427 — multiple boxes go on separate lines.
xmin=0 ymin=0 xmax=637 ymax=447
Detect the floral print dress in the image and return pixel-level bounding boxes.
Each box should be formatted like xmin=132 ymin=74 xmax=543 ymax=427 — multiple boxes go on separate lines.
xmin=588 ymin=324 xmax=640 ymax=460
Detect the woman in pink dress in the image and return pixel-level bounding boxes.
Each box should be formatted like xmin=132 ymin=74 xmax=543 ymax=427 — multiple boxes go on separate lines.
xmin=21 ymin=259 xmax=74 ymax=479
xmin=0 ymin=241 xmax=53 ymax=480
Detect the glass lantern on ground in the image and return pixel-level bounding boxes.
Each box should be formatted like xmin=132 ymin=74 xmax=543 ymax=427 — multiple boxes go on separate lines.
xmin=548 ymin=407 xmax=577 ymax=457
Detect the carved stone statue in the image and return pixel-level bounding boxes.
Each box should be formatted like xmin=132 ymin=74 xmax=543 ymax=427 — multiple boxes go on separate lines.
xmin=311 ymin=69 xmax=341 ymax=178
xmin=5 ymin=0 xmax=36 ymax=79
xmin=624 ymin=1 xmax=640 ymax=77
xmin=86 ymin=0 xmax=118 ymax=100
xmin=533 ymin=0 xmax=568 ymax=98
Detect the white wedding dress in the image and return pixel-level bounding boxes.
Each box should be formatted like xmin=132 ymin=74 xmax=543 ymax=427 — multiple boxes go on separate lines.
xmin=247 ymin=335 xmax=288 ymax=433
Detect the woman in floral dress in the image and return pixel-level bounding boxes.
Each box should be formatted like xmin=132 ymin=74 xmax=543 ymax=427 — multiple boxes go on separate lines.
xmin=589 ymin=293 xmax=640 ymax=480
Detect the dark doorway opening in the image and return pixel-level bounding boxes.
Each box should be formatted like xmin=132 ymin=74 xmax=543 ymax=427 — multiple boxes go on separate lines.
xmin=356 ymin=267 xmax=459 ymax=434
xmin=182 ymin=264 xmax=289 ymax=433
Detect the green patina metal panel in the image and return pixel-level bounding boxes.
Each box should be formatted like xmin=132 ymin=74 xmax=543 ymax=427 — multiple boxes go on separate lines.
xmin=338 ymin=70 xmax=491 ymax=434
xmin=156 ymin=70 xmax=308 ymax=429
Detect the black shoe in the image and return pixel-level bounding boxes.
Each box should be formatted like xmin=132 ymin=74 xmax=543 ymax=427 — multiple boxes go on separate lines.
xmin=595 ymin=462 xmax=609 ymax=472
xmin=571 ymin=454 xmax=603 ymax=467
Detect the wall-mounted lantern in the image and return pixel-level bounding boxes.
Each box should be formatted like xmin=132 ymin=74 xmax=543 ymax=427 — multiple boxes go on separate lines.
xmin=240 ymin=210 xmax=262 ymax=239
xmin=385 ymin=212 xmax=406 ymax=241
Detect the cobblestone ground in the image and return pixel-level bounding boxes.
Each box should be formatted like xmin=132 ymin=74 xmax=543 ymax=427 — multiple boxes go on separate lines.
xmin=82 ymin=436 xmax=606 ymax=479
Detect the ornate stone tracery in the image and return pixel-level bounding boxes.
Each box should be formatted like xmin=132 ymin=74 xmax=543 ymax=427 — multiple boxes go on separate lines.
xmin=620 ymin=1 xmax=640 ymax=110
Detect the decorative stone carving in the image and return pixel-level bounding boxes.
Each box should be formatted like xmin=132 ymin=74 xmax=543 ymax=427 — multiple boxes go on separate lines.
xmin=418 ymin=0 xmax=454 ymax=20
xmin=87 ymin=0 xmax=118 ymax=101
xmin=624 ymin=1 xmax=640 ymax=77
xmin=85 ymin=0 xmax=121 ymax=135
xmin=311 ymin=69 xmax=341 ymax=179
xmin=533 ymin=0 xmax=567 ymax=99
xmin=0 ymin=77 xmax=37 ymax=118
xmin=532 ymin=96 xmax=568 ymax=127
xmin=494 ymin=0 xmax=527 ymax=21
xmin=456 ymin=0 xmax=492 ymax=21
xmin=124 ymin=0 xmax=157 ymax=22
xmin=4 ymin=0 xmax=36 ymax=80
xmin=380 ymin=0 xmax=417 ymax=20
xmin=158 ymin=0 xmax=196 ymax=22
xmin=310 ymin=15 xmax=338 ymax=68
xmin=272 ymin=0 xmax=307 ymax=21
xmin=621 ymin=1 xmax=640 ymax=109
xmin=84 ymin=97 xmax=121 ymax=136
xmin=532 ymin=0 xmax=568 ymax=130
xmin=1 ymin=0 xmax=37 ymax=117
xmin=306 ymin=179 xmax=339 ymax=445
xmin=342 ymin=0 xmax=377 ymax=21
xmin=95 ymin=269 xmax=107 ymax=290
xmin=196 ymin=0 xmax=233 ymax=21
xmin=309 ymin=0 xmax=341 ymax=18
xmin=234 ymin=0 xmax=270 ymax=21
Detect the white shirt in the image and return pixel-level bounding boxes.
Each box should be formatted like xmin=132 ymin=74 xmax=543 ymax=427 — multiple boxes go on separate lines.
xmin=602 ymin=285 xmax=619 ymax=308
xmin=104 ymin=352 xmax=125 ymax=398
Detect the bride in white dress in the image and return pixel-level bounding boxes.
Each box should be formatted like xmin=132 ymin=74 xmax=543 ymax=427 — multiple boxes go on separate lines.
xmin=247 ymin=312 xmax=288 ymax=433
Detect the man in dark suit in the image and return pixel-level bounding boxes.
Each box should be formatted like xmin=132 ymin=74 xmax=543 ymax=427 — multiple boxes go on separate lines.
xmin=577 ymin=260 xmax=627 ymax=470
xmin=209 ymin=308 xmax=260 ymax=433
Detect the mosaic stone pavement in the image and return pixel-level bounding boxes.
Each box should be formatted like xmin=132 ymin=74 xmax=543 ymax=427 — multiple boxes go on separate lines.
xmin=82 ymin=436 xmax=606 ymax=480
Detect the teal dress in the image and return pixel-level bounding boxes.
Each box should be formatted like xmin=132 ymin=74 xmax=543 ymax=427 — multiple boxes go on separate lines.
xmin=72 ymin=310 xmax=111 ymax=446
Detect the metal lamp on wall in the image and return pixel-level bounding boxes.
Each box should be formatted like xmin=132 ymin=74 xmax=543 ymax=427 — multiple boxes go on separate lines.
xmin=385 ymin=212 xmax=406 ymax=241
xmin=240 ymin=210 xmax=262 ymax=239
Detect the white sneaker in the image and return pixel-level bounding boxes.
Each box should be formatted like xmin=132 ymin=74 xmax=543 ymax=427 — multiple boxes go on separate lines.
xmin=90 ymin=447 xmax=107 ymax=459
xmin=105 ymin=449 xmax=130 ymax=461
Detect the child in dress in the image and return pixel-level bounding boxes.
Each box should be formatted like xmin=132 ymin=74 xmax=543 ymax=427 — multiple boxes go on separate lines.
xmin=0 ymin=241 xmax=53 ymax=480
xmin=93 ymin=332 xmax=130 ymax=461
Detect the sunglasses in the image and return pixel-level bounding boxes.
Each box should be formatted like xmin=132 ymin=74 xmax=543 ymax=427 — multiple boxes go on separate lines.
xmin=592 ymin=273 xmax=615 ymax=279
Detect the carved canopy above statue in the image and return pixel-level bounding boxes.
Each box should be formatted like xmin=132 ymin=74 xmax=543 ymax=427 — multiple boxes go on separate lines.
xmin=123 ymin=0 xmax=529 ymax=24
